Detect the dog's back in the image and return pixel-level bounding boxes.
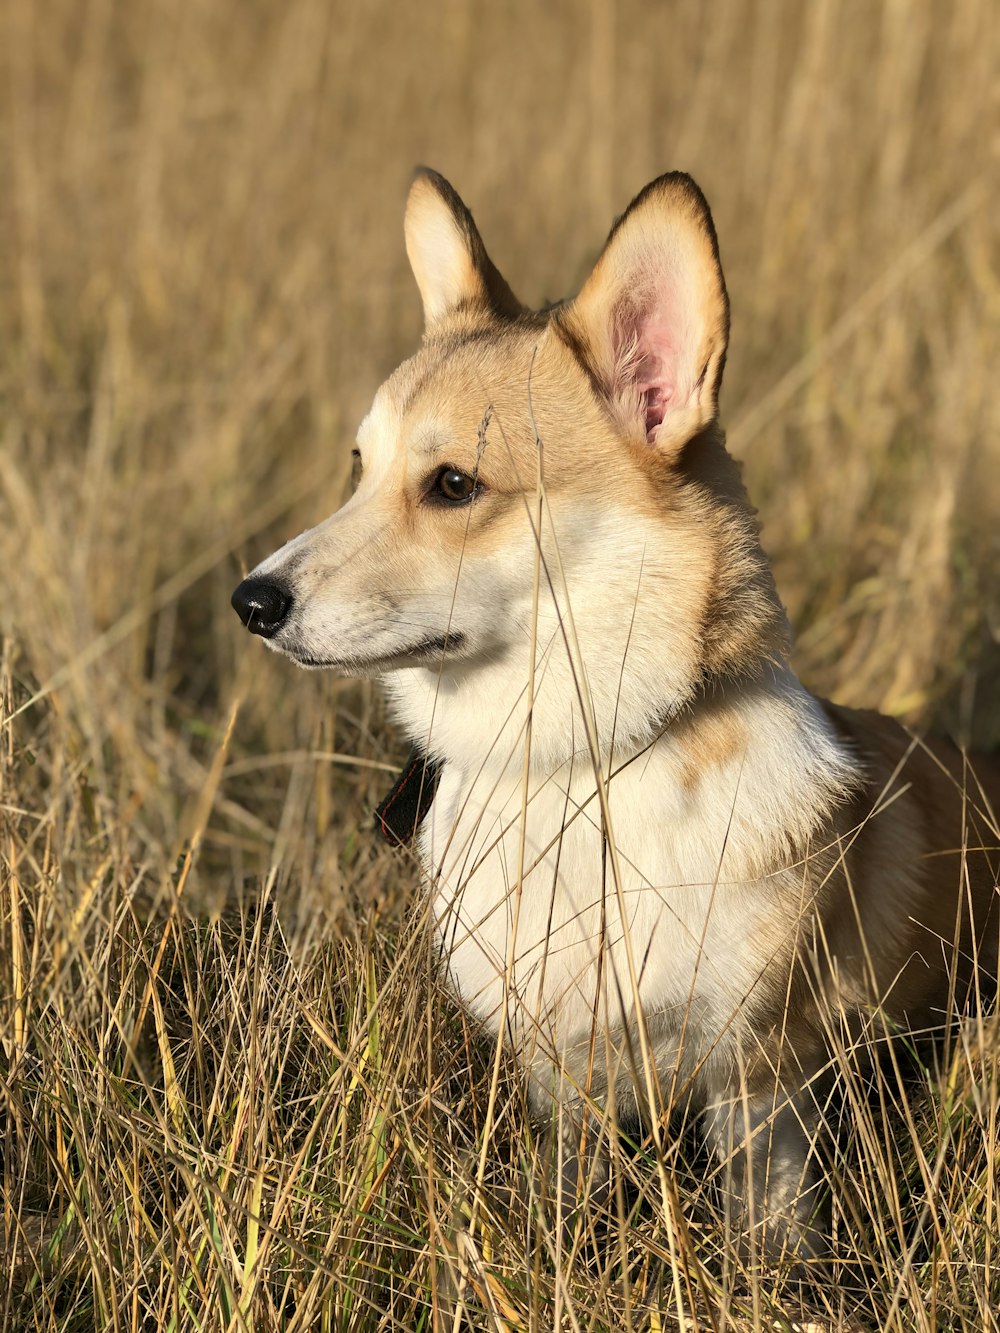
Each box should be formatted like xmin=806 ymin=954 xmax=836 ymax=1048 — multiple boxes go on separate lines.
xmin=820 ymin=706 xmax=999 ymax=1021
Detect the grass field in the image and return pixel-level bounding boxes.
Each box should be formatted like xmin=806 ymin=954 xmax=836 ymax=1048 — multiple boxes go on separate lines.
xmin=2 ymin=0 xmax=999 ymax=1328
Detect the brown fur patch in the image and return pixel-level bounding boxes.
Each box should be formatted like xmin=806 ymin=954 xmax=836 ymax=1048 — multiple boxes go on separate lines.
xmin=740 ymin=711 xmax=1000 ymax=1090
xmin=821 ymin=707 xmax=1000 ymax=1011
xmin=675 ymin=699 xmax=751 ymax=792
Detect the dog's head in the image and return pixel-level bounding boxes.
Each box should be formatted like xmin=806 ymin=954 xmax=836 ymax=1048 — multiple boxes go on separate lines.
xmin=232 ymin=171 xmax=785 ymax=758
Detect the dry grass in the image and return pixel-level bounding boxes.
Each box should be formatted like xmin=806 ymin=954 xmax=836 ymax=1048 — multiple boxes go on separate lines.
xmin=1 ymin=0 xmax=999 ymax=1328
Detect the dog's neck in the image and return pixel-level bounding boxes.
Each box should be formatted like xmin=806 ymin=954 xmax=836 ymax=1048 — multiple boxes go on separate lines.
xmin=387 ymin=654 xmax=860 ymax=879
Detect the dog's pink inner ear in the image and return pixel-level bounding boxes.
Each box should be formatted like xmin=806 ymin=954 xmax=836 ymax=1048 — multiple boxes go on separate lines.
xmin=613 ymin=293 xmax=695 ymax=445
xmin=632 ymin=310 xmax=680 ymax=441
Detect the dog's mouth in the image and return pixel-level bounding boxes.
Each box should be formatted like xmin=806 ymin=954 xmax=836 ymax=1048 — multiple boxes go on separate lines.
xmin=285 ymin=631 xmax=467 ymax=672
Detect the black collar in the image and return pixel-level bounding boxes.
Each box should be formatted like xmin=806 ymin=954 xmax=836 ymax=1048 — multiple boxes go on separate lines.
xmin=374 ymin=746 xmax=443 ymax=847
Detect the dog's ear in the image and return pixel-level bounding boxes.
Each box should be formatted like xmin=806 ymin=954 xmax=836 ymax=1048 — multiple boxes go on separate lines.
xmin=563 ymin=173 xmax=729 ymax=455
xmin=405 ymin=168 xmax=521 ymax=328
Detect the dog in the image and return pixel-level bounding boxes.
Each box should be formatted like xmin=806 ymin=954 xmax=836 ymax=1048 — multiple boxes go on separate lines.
xmin=232 ymin=168 xmax=999 ymax=1264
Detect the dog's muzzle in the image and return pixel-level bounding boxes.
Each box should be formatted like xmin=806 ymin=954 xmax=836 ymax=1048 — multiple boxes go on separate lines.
xmin=231 ymin=577 xmax=293 ymax=639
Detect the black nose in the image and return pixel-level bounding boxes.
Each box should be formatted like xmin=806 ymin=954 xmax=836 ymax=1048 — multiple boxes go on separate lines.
xmin=231 ymin=577 xmax=293 ymax=638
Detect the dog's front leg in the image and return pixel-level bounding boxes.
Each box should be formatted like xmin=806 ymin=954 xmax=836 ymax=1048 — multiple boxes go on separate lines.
xmin=704 ymin=1080 xmax=830 ymax=1271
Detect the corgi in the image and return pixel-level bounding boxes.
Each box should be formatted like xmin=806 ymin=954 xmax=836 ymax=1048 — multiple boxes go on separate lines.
xmin=232 ymin=168 xmax=999 ymax=1264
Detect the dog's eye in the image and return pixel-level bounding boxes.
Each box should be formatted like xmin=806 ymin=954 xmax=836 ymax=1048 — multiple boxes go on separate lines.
xmin=351 ymin=448 xmax=362 ymax=489
xmin=433 ymin=467 xmax=479 ymax=505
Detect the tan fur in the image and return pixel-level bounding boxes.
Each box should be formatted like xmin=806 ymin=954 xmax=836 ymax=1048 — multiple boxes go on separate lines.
xmin=675 ymin=697 xmax=751 ymax=793
xmin=821 ymin=707 xmax=999 ymax=1019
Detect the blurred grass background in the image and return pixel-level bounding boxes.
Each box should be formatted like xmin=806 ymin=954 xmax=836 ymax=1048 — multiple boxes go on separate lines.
xmin=1 ymin=1 xmax=999 ymax=1328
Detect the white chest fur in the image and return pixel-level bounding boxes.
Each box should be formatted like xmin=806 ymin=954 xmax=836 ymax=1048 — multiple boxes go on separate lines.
xmin=410 ymin=671 xmax=857 ymax=1103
